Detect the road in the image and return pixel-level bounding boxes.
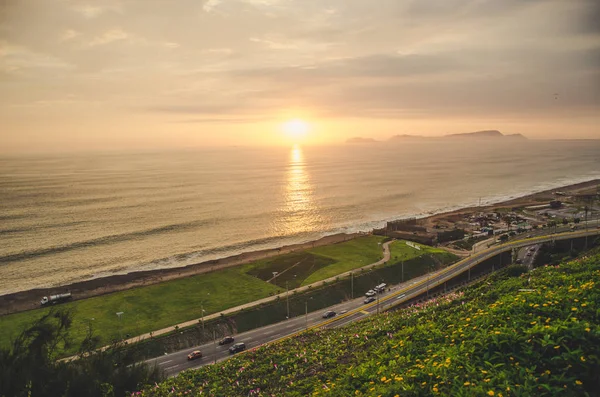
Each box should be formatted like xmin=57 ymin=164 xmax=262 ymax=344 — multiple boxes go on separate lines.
xmin=147 ymin=229 xmax=600 ymax=377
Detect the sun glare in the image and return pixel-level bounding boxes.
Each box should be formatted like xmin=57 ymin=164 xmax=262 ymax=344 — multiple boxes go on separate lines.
xmin=282 ymin=119 xmax=310 ymax=140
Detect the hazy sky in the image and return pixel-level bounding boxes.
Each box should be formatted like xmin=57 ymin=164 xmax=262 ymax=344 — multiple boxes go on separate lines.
xmin=1 ymin=0 xmax=599 ymax=152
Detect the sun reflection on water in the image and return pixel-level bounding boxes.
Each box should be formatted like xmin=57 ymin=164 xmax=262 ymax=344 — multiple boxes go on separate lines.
xmin=278 ymin=145 xmax=322 ymax=235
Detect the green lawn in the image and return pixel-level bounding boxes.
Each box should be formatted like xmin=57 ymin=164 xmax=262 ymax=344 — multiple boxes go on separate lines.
xmin=244 ymin=252 xmax=336 ymax=289
xmin=390 ymin=239 xmax=452 ymax=259
xmin=0 ymin=268 xmax=281 ymax=355
xmin=300 ymin=235 xmax=386 ymax=285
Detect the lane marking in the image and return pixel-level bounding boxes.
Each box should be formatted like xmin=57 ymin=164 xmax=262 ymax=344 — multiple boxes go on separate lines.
xmin=165 ymin=365 xmax=180 ymax=371
xmin=360 ymin=310 xmax=369 ymax=315
xmin=158 ymin=360 xmax=173 ymax=365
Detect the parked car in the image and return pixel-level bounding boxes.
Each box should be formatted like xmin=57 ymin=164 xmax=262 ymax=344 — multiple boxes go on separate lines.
xmin=187 ymin=350 xmax=202 ymax=361
xmin=365 ymin=290 xmax=376 ymax=297
xmin=229 ymin=342 xmax=246 ymax=354
xmin=322 ymin=311 xmax=336 ymax=319
xmin=374 ymin=283 xmax=387 ymax=293
xmin=364 ymin=296 xmax=376 ymax=304
xmin=219 ymin=336 xmax=235 ymax=345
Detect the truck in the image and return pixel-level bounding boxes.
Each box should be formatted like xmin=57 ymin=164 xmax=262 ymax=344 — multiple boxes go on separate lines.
xmin=40 ymin=293 xmax=72 ymax=306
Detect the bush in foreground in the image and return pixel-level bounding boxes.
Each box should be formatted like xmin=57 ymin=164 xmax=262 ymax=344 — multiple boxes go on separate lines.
xmin=0 ymin=310 xmax=163 ymax=397
xmin=137 ymin=252 xmax=600 ymax=396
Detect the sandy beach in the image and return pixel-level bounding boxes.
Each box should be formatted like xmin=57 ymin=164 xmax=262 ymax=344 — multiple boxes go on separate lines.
xmin=1 ymin=178 xmax=597 ymax=316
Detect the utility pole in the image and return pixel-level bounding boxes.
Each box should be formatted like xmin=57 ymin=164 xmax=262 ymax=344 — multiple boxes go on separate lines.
xmin=213 ymin=329 xmax=216 ymax=364
xmin=116 ymin=312 xmax=124 ymax=341
xmin=201 ymin=304 xmax=205 ymax=332
xmin=584 ymin=205 xmax=589 ymax=249
xmin=286 ymin=281 xmax=290 ymax=319
xmin=305 ymin=301 xmax=308 ymax=330
xmin=350 ymin=272 xmax=354 ymax=299
xmin=376 ymin=290 xmax=380 ymax=315
xmin=401 ymin=260 xmax=404 ymax=283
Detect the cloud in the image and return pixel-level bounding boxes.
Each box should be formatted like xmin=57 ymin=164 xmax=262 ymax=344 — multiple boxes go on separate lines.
xmin=60 ymin=29 xmax=81 ymax=41
xmin=86 ymin=28 xmax=131 ymax=46
xmin=0 ymin=42 xmax=74 ymax=76
xmin=202 ymin=0 xmax=221 ymax=13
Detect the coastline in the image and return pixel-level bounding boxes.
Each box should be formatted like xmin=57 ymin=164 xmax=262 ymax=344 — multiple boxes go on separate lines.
xmin=1 ymin=178 xmax=598 ymax=316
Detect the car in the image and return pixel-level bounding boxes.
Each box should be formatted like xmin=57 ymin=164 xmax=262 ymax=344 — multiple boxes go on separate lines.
xmin=229 ymin=342 xmax=246 ymax=354
xmin=187 ymin=350 xmax=202 ymax=361
xmin=364 ymin=296 xmax=376 ymax=304
xmin=365 ymin=290 xmax=376 ymax=297
xmin=526 ymin=252 xmax=532 ymax=257
xmin=374 ymin=283 xmax=387 ymax=293
xmin=322 ymin=311 xmax=336 ymax=319
xmin=515 ymin=259 xmax=523 ymax=264
xmin=219 ymin=336 xmax=235 ymax=345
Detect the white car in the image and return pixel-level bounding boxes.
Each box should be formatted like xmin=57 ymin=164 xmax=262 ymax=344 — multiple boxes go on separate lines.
xmin=365 ymin=290 xmax=376 ymax=297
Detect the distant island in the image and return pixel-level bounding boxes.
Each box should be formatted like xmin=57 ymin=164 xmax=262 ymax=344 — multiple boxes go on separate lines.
xmin=348 ymin=130 xmax=527 ymax=143
xmin=346 ymin=137 xmax=378 ymax=144
xmin=445 ymin=130 xmax=527 ymax=139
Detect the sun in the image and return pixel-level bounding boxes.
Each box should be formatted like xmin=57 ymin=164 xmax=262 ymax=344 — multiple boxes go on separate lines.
xmin=282 ymin=119 xmax=310 ymax=140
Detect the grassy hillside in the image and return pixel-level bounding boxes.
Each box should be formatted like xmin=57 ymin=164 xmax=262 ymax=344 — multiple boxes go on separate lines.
xmin=137 ymin=252 xmax=600 ymax=396
xmin=0 ymin=235 xmax=386 ymax=355
xmin=0 ymin=269 xmax=282 ymax=355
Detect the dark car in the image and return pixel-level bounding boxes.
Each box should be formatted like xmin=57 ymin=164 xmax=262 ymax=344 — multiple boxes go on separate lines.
xmin=229 ymin=342 xmax=246 ymax=354
xmin=187 ymin=350 xmax=202 ymax=361
xmin=219 ymin=336 xmax=235 ymax=345
xmin=322 ymin=311 xmax=336 ymax=319
xmin=364 ymin=296 xmax=376 ymax=304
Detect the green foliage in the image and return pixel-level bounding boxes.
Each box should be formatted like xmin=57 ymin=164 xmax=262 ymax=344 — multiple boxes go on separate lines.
xmin=0 ymin=309 xmax=163 ymax=397
xmin=136 ymin=252 xmax=600 ymax=396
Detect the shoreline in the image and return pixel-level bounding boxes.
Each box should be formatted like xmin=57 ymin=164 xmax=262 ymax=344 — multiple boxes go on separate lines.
xmin=1 ymin=178 xmax=598 ymax=316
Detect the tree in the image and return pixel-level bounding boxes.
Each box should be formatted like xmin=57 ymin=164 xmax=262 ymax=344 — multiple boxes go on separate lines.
xmin=574 ymin=218 xmax=581 ymax=224
xmin=0 ymin=309 xmax=163 ymax=397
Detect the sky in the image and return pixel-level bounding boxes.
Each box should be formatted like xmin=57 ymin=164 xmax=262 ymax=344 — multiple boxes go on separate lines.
xmin=0 ymin=0 xmax=599 ymax=152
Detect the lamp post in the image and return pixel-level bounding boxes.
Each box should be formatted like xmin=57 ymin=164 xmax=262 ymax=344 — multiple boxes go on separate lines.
xmin=116 ymin=312 xmax=124 ymax=340
xmin=286 ymin=281 xmax=290 ymax=319
xmin=351 ymin=272 xmax=354 ymax=299
xmin=201 ymin=304 xmax=205 ymax=332
xmin=305 ymin=301 xmax=308 ymax=330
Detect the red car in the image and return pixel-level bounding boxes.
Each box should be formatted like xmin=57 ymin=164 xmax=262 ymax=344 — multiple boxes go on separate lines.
xmin=187 ymin=350 xmax=202 ymax=361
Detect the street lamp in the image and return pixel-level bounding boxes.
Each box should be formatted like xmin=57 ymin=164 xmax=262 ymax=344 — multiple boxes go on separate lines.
xmin=286 ymin=281 xmax=290 ymax=319
xmin=116 ymin=312 xmax=124 ymax=340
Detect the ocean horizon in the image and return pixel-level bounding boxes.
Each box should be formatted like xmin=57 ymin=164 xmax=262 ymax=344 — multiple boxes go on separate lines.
xmin=1 ymin=139 xmax=599 ymax=295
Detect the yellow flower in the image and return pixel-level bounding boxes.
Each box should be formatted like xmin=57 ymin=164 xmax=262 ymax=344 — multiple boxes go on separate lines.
xmin=582 ymin=303 xmax=587 ymax=307
xmin=381 ymin=377 xmax=387 ymax=382
xmin=488 ymin=391 xmax=495 ymax=396
xmin=464 ymin=382 xmax=471 ymax=386
xmin=554 ymin=345 xmax=560 ymax=349
xmin=572 ymin=307 xmax=578 ymax=311
xmin=575 ymin=380 xmax=583 ymax=385
xmin=585 ymin=327 xmax=591 ymax=332
xmin=581 ymin=356 xmax=586 ymax=362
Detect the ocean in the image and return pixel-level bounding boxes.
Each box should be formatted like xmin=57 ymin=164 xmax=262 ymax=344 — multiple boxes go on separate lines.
xmin=1 ymin=139 xmax=599 ymax=295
